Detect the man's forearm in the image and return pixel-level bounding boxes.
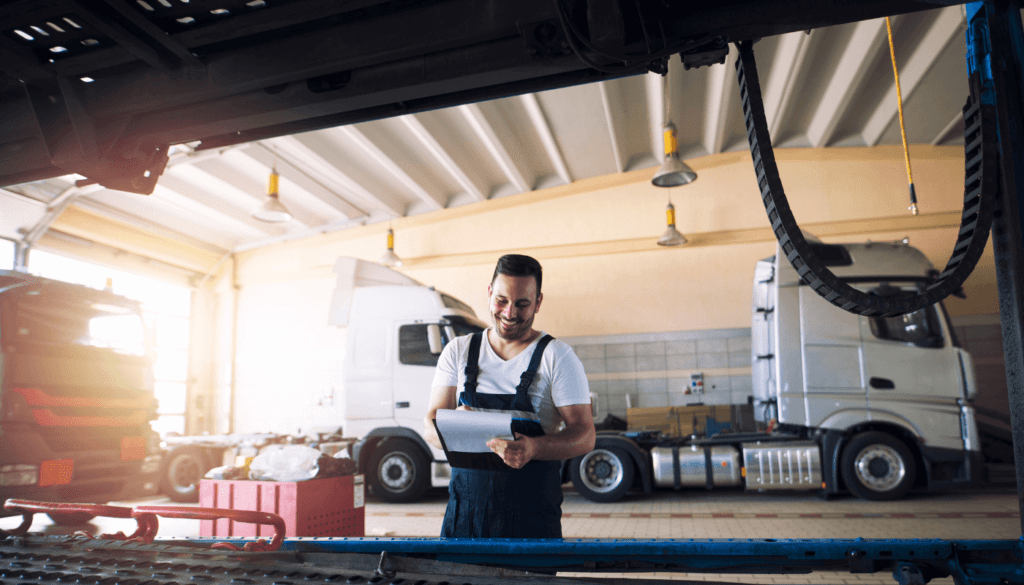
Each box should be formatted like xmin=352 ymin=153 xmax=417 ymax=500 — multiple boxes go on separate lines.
xmin=423 ymin=414 xmax=443 ymax=449
xmin=527 ymin=423 xmax=596 ymax=461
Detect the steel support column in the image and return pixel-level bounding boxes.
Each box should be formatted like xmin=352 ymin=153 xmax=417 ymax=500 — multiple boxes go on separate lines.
xmin=971 ymin=0 xmax=1024 ymax=536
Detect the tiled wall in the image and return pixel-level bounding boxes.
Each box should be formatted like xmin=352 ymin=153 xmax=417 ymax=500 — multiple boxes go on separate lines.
xmin=564 ymin=328 xmax=753 ymax=421
xmin=566 ymin=315 xmax=1010 ymax=425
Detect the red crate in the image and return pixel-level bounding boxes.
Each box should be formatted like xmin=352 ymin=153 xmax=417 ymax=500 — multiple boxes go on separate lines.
xmin=199 ymin=474 xmax=364 ymax=538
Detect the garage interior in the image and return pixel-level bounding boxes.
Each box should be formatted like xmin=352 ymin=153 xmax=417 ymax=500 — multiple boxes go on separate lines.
xmin=0 ymin=0 xmax=1022 ymax=583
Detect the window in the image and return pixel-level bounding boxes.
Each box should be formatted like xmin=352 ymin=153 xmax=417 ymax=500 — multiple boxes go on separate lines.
xmin=443 ymin=315 xmax=485 ymax=343
xmin=440 ymin=293 xmax=476 ymax=317
xmin=870 ymin=307 xmax=944 ymax=348
xmin=7 ymin=287 xmax=145 ymax=356
xmin=27 ymin=250 xmax=192 ymax=436
xmin=399 ymin=324 xmax=440 ymax=366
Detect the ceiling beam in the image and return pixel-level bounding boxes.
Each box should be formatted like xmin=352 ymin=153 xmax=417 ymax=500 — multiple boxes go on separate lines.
xmin=645 ymin=72 xmax=664 ymax=162
xmin=763 ymin=30 xmax=814 ymax=138
xmin=521 ymin=93 xmax=572 ymax=183
xmin=337 ymin=125 xmax=443 ymax=211
xmin=806 ymin=18 xmax=887 ymax=148
xmin=400 ymin=114 xmax=486 ymax=203
xmin=703 ymin=44 xmax=737 ymax=155
xmin=240 ymin=145 xmax=365 ymax=219
xmin=930 ymin=110 xmax=963 ymax=145
xmin=595 ymin=82 xmax=624 ymax=174
xmin=862 ymin=6 xmax=965 ymax=146
xmin=261 ymin=135 xmax=404 ymax=217
xmin=460 ymin=103 xmax=530 ymax=194
xmin=49 ymin=203 xmax=225 ymax=273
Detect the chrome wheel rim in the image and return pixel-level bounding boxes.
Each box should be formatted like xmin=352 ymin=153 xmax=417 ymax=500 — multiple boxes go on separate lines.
xmin=854 ymin=444 xmax=906 ymax=492
xmin=379 ymin=453 xmax=414 ymax=492
xmin=580 ymin=449 xmax=624 ymax=494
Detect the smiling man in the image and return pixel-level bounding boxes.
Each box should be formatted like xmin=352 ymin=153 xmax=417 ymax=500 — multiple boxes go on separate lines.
xmin=424 ymin=254 xmax=595 ymax=538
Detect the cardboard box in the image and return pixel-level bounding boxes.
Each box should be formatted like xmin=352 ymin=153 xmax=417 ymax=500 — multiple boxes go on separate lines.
xmin=627 ymin=405 xmax=736 ymax=437
xmin=199 ymin=474 xmax=364 ymax=538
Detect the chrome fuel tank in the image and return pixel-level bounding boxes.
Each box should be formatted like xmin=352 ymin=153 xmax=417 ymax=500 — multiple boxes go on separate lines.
xmin=651 ymin=444 xmax=742 ymax=488
xmin=742 ymin=440 xmax=821 ymax=490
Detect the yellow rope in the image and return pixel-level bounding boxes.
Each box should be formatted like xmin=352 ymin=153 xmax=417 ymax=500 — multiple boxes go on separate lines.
xmin=886 ymin=17 xmax=918 ymax=215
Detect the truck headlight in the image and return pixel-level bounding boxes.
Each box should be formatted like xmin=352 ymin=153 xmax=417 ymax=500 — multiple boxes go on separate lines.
xmin=0 ymin=464 xmax=38 ymax=486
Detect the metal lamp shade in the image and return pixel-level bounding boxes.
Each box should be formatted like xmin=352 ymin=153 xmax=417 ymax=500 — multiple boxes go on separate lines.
xmin=652 ymin=153 xmax=698 ymax=188
xmin=657 ymin=226 xmax=687 ymax=246
xmin=252 ymin=192 xmax=292 ymax=223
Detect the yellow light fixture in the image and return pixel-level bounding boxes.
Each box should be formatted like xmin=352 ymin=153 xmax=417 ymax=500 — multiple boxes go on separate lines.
xmin=379 ymin=227 xmax=403 ymax=268
xmin=652 ymin=70 xmax=697 ymax=188
xmin=657 ymin=201 xmax=687 ymax=246
xmin=652 ymin=122 xmax=697 ymax=187
xmin=252 ymin=168 xmax=292 ymax=223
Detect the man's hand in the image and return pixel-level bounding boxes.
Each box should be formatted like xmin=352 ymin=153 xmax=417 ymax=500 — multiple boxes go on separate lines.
xmin=488 ymin=433 xmax=536 ymax=469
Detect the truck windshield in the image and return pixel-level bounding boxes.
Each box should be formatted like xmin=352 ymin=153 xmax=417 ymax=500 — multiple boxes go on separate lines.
xmin=7 ymin=288 xmax=146 ymax=356
xmin=440 ymin=293 xmax=476 ymax=317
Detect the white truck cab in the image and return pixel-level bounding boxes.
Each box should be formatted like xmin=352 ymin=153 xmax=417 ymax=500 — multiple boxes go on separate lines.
xmin=752 ymin=239 xmax=981 ymax=498
xmin=328 ymin=258 xmax=485 ymax=501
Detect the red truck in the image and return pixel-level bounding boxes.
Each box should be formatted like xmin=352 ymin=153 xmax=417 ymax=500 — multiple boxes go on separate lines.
xmin=0 ymin=270 xmax=162 ymax=524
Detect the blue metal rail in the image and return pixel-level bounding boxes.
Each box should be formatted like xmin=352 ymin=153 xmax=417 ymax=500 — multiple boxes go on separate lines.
xmin=172 ymin=536 xmax=1023 ymax=584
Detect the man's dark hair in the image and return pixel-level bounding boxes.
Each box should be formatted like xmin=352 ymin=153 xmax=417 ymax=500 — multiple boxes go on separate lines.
xmin=492 ymin=254 xmax=542 ymax=294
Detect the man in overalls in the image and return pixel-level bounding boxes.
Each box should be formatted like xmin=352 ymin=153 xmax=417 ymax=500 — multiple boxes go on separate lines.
xmin=424 ymin=254 xmax=595 ymax=538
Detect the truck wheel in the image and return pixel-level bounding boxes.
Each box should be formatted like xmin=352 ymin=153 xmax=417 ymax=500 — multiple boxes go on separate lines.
xmin=160 ymin=446 xmax=208 ymax=503
xmin=841 ymin=432 xmax=916 ymax=501
xmin=46 ymin=512 xmax=95 ymax=526
xmin=569 ymin=447 xmax=634 ymax=503
xmin=367 ymin=439 xmax=429 ymax=503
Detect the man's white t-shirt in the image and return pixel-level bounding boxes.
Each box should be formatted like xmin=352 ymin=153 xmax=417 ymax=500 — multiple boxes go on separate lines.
xmin=432 ymin=329 xmax=591 ymax=435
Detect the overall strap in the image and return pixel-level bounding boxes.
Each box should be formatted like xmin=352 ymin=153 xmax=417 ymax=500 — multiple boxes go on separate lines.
xmin=512 ymin=334 xmax=554 ymax=411
xmin=463 ymin=332 xmax=483 ymax=397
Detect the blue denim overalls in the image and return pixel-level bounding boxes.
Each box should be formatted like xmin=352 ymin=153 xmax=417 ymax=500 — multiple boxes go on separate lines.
xmin=440 ymin=331 xmax=563 ymax=538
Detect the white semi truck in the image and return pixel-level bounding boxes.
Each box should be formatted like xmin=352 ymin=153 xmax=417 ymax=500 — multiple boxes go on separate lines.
xmin=158 ymin=257 xmax=486 ymax=503
xmin=567 ymin=239 xmax=984 ymax=502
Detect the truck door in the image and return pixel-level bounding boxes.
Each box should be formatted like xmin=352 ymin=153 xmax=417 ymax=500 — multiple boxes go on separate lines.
xmin=859 ymin=304 xmax=964 ymax=450
xmin=344 ymin=320 xmax=394 ymax=422
xmin=799 ymin=287 xmax=867 ymax=428
xmin=392 ymin=322 xmax=444 ymax=432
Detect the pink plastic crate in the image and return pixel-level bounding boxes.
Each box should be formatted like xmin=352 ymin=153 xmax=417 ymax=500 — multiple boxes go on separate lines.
xmin=199 ymin=474 xmax=364 ymax=538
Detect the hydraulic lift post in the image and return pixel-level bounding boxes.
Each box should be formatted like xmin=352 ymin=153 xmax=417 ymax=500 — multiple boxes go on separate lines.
xmin=972 ymin=0 xmax=1024 ymax=538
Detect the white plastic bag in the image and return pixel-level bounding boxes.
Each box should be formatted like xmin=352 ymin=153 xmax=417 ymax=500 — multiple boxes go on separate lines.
xmin=248 ymin=445 xmax=322 ymax=482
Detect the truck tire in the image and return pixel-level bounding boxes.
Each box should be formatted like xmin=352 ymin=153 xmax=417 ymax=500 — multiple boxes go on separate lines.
xmin=840 ymin=432 xmax=916 ymax=501
xmin=569 ymin=447 xmax=634 ymax=503
xmin=367 ymin=439 xmax=429 ymax=503
xmin=46 ymin=512 xmax=95 ymax=526
xmin=160 ymin=446 xmax=208 ymax=503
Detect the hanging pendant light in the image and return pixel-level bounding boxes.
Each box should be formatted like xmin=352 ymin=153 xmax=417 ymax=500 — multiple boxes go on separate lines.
xmin=379 ymin=227 xmax=403 ymax=268
xmin=652 ymin=123 xmax=698 ymax=187
xmin=252 ymin=167 xmax=293 ymax=223
xmin=657 ymin=201 xmax=687 ymax=246
xmin=652 ymin=70 xmax=697 ymax=188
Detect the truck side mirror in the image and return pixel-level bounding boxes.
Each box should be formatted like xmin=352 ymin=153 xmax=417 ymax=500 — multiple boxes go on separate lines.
xmin=427 ymin=323 xmax=444 ymax=354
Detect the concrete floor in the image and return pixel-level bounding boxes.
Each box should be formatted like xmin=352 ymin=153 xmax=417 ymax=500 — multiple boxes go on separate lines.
xmin=2 ymin=485 xmax=1019 ymax=584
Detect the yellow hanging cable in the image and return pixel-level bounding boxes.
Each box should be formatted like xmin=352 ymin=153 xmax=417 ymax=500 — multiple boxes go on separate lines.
xmin=887 ymin=17 xmax=918 ymax=216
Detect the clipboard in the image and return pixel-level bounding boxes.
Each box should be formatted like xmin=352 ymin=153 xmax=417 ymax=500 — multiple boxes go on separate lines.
xmin=432 ymin=409 xmax=517 ymax=471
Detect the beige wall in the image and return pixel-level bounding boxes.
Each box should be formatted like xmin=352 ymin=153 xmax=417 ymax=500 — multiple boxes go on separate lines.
xmin=228 ymin=145 xmax=995 ymax=333
xmin=183 ymin=145 xmax=998 ymax=433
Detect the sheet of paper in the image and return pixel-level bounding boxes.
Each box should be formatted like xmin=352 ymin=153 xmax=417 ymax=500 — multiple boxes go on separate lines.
xmin=435 ymin=409 xmax=514 ymax=453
